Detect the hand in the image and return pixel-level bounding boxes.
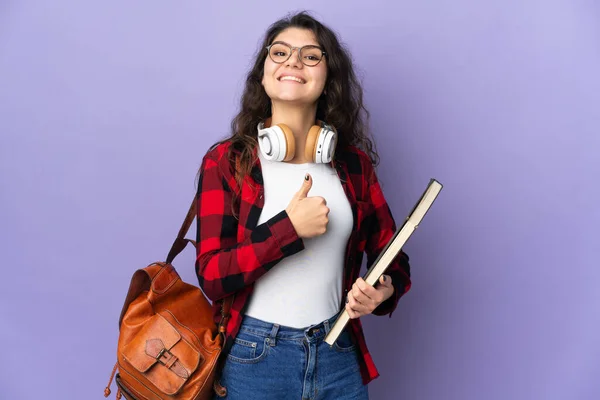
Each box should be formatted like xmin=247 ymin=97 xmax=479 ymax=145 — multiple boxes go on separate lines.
xmin=285 ymin=173 xmax=330 ymax=239
xmin=345 ymin=275 xmax=394 ymax=319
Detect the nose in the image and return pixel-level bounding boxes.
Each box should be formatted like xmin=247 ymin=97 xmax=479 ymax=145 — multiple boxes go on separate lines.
xmin=285 ymin=48 xmax=303 ymax=68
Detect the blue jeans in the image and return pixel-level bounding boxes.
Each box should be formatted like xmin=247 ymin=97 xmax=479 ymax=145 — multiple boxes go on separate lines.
xmin=216 ymin=313 xmax=369 ymax=400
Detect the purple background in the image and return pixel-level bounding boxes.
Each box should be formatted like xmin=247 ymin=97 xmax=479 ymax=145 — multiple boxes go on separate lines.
xmin=1 ymin=1 xmax=599 ymax=399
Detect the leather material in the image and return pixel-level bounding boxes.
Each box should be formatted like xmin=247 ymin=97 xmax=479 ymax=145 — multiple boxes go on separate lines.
xmin=107 ymin=193 xmax=234 ymax=400
xmin=115 ymin=263 xmax=222 ymax=399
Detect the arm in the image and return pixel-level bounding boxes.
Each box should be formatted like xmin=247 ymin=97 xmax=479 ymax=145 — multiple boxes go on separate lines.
xmin=195 ymin=152 xmax=304 ymax=301
xmin=364 ymin=161 xmax=412 ymax=317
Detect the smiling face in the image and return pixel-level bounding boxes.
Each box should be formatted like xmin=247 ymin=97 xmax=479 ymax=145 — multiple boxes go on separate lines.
xmin=262 ymin=27 xmax=328 ymax=106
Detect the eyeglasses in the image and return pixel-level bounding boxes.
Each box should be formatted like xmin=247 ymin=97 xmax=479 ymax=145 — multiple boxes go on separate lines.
xmin=266 ymin=41 xmax=327 ymax=67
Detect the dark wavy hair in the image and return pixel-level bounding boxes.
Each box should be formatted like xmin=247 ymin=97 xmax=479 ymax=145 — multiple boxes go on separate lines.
xmin=208 ymin=11 xmax=379 ymax=192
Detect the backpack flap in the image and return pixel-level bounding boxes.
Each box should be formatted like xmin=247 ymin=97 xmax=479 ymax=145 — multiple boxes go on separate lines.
xmin=122 ymin=313 xmax=201 ymax=395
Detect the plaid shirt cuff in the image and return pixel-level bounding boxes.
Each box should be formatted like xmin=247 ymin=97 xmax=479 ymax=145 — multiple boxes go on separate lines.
xmin=266 ymin=210 xmax=305 ymax=257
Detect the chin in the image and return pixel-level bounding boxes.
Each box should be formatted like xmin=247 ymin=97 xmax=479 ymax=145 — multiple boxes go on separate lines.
xmin=265 ymin=84 xmax=320 ymax=105
xmin=270 ymin=92 xmax=320 ymax=106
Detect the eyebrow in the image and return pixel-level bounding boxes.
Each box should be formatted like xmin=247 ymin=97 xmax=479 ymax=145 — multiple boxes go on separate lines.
xmin=272 ymin=40 xmax=322 ymax=49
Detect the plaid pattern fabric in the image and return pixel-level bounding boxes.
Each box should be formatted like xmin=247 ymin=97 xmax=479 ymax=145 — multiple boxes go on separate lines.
xmin=195 ymin=141 xmax=411 ymax=384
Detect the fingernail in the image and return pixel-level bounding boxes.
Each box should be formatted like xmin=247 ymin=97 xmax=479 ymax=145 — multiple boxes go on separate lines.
xmin=383 ymin=275 xmax=387 ymax=282
xmin=305 ymin=174 xmax=309 ymax=181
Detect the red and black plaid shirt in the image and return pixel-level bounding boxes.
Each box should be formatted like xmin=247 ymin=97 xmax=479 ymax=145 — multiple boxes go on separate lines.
xmin=195 ymin=140 xmax=411 ymax=384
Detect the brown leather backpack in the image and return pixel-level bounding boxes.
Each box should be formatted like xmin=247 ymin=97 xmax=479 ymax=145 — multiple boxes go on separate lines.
xmin=104 ymin=196 xmax=233 ymax=400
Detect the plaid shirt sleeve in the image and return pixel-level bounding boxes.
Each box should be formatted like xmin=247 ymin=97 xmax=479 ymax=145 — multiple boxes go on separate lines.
xmin=362 ymin=158 xmax=412 ymax=317
xmin=195 ymin=149 xmax=305 ymax=301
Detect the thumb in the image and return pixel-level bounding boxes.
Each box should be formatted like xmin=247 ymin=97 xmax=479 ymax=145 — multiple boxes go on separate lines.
xmin=296 ymin=173 xmax=312 ymax=199
xmin=379 ymin=274 xmax=392 ymax=287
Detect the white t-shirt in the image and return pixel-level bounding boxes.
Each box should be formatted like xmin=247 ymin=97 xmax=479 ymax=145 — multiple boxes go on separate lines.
xmin=244 ymin=151 xmax=353 ymax=328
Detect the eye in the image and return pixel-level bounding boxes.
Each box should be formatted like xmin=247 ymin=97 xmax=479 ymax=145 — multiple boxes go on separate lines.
xmin=302 ymin=47 xmax=323 ymax=62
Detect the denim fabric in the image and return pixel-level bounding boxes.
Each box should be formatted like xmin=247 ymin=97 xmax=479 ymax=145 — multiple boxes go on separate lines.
xmin=216 ymin=313 xmax=369 ymax=400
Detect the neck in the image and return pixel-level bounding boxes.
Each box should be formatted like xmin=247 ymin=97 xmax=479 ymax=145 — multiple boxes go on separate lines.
xmin=270 ymin=102 xmax=318 ymax=164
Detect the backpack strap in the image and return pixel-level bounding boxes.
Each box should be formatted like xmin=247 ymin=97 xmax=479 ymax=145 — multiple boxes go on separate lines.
xmin=166 ymin=154 xmax=242 ymax=264
xmin=163 ymin=153 xmax=241 ymax=335
xmin=165 ymin=197 xmax=197 ymax=265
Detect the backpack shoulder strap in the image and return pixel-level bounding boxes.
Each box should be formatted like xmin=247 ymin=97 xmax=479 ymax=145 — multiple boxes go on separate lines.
xmin=166 ymin=154 xmax=242 ymax=264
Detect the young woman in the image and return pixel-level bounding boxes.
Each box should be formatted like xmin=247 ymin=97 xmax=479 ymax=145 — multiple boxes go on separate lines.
xmin=195 ymin=11 xmax=411 ymax=400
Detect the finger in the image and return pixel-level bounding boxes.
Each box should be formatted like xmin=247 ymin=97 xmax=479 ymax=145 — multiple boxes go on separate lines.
xmin=356 ymin=278 xmax=378 ymax=298
xmin=346 ymin=293 xmax=364 ymax=318
xmin=352 ymin=281 xmax=375 ymax=305
xmin=351 ymin=283 xmax=366 ymax=304
xmin=348 ymin=290 xmax=370 ymax=312
xmin=346 ymin=303 xmax=360 ymax=319
xmin=347 ymin=293 xmax=369 ymax=317
xmin=296 ymin=173 xmax=312 ymax=199
xmin=379 ymin=274 xmax=393 ymax=288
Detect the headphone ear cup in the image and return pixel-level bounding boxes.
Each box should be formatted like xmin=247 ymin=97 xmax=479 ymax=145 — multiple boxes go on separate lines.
xmin=277 ymin=123 xmax=295 ymax=162
xmin=318 ymin=128 xmax=336 ymax=163
xmin=307 ymin=124 xmax=337 ymax=163
xmin=258 ymin=124 xmax=295 ymax=162
xmin=305 ymin=125 xmax=322 ymax=162
xmin=258 ymin=126 xmax=284 ymax=161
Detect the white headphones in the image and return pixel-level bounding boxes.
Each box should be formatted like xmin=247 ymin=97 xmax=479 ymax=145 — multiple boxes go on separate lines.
xmin=257 ymin=118 xmax=337 ymax=163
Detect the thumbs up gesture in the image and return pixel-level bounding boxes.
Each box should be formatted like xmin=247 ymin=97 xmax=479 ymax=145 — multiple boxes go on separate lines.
xmin=285 ymin=173 xmax=330 ymax=239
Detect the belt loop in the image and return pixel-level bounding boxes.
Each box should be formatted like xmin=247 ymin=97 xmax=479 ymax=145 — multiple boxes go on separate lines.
xmin=324 ymin=312 xmax=338 ymax=335
xmin=268 ymin=323 xmax=279 ymax=347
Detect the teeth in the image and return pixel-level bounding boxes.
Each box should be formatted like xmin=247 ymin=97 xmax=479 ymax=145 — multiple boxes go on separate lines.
xmin=280 ymin=76 xmax=304 ymax=83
